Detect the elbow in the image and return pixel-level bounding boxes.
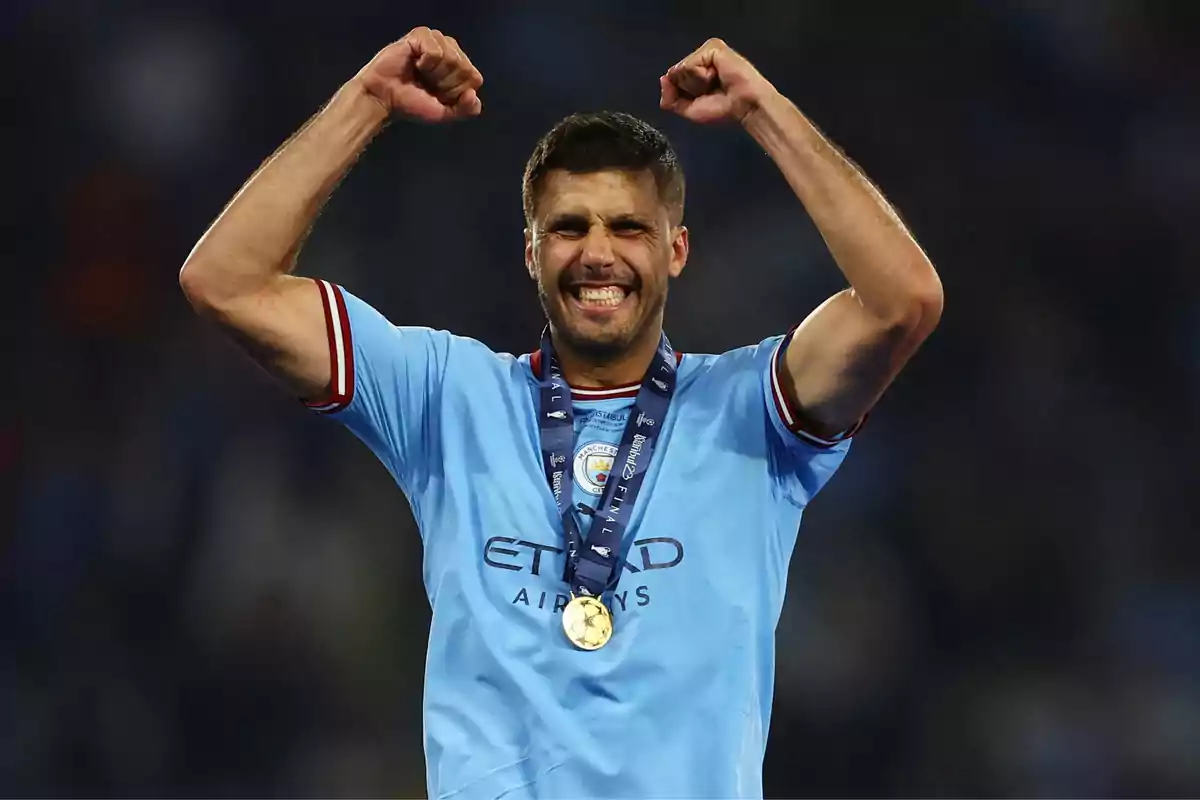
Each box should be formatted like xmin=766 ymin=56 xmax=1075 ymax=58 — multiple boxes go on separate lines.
xmin=897 ymin=254 xmax=944 ymax=335
xmin=178 ymin=255 xmax=263 ymax=318
xmin=872 ymin=271 xmax=943 ymax=342
xmin=179 ymin=256 xmax=244 ymax=321
xmin=909 ymin=274 xmax=944 ymax=336
xmin=178 ymin=259 xmax=217 ymax=316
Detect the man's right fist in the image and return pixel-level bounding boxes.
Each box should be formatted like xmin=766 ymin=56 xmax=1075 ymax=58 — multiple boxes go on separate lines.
xmin=356 ymin=28 xmax=483 ymax=123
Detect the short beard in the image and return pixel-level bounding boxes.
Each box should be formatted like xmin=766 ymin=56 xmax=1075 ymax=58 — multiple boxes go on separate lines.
xmin=538 ymin=280 xmax=666 ymax=365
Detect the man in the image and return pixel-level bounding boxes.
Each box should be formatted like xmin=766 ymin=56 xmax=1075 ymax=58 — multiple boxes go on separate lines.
xmin=180 ymin=26 xmax=942 ymax=800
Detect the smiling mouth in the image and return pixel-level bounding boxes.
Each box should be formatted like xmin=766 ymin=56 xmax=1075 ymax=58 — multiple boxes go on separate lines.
xmin=566 ymin=285 xmax=632 ymax=311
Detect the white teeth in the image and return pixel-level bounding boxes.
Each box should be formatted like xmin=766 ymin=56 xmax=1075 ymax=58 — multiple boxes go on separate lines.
xmin=576 ymin=286 xmax=627 ymax=307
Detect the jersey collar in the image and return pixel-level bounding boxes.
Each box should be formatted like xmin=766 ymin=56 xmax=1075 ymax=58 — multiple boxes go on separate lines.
xmin=528 ymin=349 xmax=684 ymax=401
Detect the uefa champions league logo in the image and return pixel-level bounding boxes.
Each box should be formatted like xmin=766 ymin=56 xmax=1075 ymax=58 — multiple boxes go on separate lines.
xmin=563 ymin=599 xmax=611 ymax=649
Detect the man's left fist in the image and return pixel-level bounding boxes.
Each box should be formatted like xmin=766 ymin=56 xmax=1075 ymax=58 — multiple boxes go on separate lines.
xmin=660 ymin=39 xmax=775 ymax=124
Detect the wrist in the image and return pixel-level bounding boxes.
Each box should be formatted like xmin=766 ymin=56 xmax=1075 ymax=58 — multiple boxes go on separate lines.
xmin=336 ymin=76 xmax=392 ymax=131
xmin=739 ymin=88 xmax=793 ymax=139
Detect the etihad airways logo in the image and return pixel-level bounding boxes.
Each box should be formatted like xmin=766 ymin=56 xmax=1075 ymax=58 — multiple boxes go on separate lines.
xmin=484 ymin=535 xmax=684 ymax=615
xmin=484 ymin=536 xmax=683 ymax=575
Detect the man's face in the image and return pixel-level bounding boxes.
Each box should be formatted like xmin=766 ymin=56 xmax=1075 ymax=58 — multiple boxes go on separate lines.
xmin=526 ymin=169 xmax=688 ymax=360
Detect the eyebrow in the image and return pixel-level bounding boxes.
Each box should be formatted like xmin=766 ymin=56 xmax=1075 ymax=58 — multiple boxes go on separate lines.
xmin=608 ymin=214 xmax=653 ymax=228
xmin=544 ymin=212 xmax=654 ymax=228
xmin=545 ymin=212 xmax=590 ymax=228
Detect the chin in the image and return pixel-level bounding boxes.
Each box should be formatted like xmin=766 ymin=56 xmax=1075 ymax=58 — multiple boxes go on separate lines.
xmin=557 ymin=318 xmax=638 ymax=360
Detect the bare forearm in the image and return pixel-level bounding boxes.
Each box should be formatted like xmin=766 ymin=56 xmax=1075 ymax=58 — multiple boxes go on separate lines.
xmin=180 ymin=79 xmax=389 ymax=304
xmin=743 ymin=92 xmax=941 ymax=323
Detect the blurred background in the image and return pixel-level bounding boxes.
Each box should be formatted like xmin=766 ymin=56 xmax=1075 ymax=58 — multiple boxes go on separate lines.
xmin=5 ymin=0 xmax=1200 ymax=796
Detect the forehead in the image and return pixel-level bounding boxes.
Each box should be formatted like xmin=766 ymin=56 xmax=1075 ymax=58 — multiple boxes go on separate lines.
xmin=533 ymin=169 xmax=662 ymax=220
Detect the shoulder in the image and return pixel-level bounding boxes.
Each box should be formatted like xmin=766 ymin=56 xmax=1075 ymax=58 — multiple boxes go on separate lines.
xmin=435 ymin=334 xmax=539 ymax=396
xmin=675 ymin=335 xmax=786 ymax=391
xmin=412 ymin=329 xmax=527 ymax=381
xmin=677 ymin=333 xmax=854 ymax=448
xmin=336 ymin=286 xmax=521 ymax=392
xmin=334 ymin=284 xmax=507 ymax=362
xmin=669 ymin=338 xmax=784 ymax=434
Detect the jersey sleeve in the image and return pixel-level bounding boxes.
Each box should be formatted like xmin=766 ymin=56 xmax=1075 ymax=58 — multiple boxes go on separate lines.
xmin=759 ymin=330 xmax=860 ymax=506
xmin=304 ymin=279 xmax=450 ymax=497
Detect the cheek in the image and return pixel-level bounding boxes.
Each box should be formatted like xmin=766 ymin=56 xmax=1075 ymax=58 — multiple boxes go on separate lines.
xmin=535 ymin=250 xmax=576 ymax=294
xmin=618 ymin=240 xmax=669 ymax=283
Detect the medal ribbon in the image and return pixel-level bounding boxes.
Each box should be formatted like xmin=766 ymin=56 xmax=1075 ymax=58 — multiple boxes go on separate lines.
xmin=538 ymin=329 xmax=677 ymax=599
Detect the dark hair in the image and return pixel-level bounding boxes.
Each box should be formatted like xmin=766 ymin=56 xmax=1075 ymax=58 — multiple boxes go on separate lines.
xmin=522 ymin=111 xmax=685 ymax=224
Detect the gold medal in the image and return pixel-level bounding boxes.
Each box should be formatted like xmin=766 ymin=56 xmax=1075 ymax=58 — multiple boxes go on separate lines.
xmin=562 ymin=595 xmax=613 ymax=651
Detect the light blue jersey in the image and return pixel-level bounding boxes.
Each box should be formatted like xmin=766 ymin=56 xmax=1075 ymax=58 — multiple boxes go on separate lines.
xmin=307 ymin=279 xmax=853 ymax=799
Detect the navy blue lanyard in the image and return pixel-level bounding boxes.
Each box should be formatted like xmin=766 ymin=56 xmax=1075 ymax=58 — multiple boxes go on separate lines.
xmin=538 ymin=330 xmax=677 ymax=599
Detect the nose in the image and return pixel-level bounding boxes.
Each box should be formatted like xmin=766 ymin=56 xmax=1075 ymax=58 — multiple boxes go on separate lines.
xmin=580 ymin=225 xmax=615 ymax=269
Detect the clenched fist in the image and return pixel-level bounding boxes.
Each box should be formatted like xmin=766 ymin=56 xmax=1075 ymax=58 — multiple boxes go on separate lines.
xmin=660 ymin=39 xmax=775 ymax=125
xmin=356 ymin=28 xmax=483 ymax=123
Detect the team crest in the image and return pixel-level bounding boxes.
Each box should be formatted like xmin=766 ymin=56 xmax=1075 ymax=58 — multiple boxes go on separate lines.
xmin=573 ymin=441 xmax=618 ymax=496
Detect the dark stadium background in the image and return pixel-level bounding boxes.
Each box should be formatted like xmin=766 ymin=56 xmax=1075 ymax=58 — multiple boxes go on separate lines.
xmin=5 ymin=1 xmax=1200 ymax=796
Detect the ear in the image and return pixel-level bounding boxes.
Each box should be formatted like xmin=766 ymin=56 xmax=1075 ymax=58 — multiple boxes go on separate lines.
xmin=524 ymin=227 xmax=536 ymax=280
xmin=668 ymin=225 xmax=689 ymax=279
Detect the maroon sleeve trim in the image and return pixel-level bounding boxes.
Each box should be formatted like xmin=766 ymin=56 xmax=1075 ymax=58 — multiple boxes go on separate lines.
xmin=303 ymin=279 xmax=355 ymax=414
xmin=770 ymin=327 xmax=863 ymax=448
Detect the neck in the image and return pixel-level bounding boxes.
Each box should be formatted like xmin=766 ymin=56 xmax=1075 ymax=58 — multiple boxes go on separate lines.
xmin=551 ymin=328 xmax=661 ymax=389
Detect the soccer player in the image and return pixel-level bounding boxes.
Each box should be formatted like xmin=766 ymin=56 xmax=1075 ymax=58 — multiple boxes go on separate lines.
xmin=180 ymin=27 xmax=942 ymax=800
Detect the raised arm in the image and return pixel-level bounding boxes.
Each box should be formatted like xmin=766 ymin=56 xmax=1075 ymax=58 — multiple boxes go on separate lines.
xmin=179 ymin=28 xmax=483 ymax=402
xmin=661 ymin=40 xmax=942 ymax=437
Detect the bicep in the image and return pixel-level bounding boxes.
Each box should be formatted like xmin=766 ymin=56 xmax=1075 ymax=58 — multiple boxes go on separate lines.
xmin=781 ymin=288 xmax=934 ymax=435
xmin=192 ymin=274 xmax=334 ymax=402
